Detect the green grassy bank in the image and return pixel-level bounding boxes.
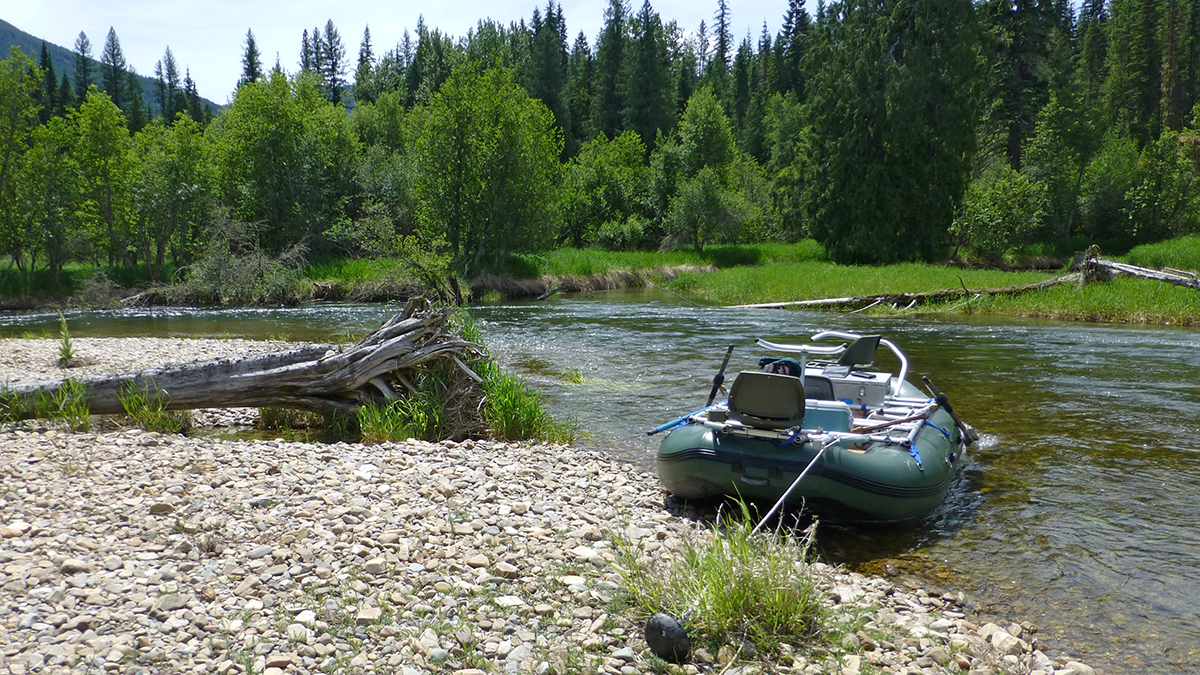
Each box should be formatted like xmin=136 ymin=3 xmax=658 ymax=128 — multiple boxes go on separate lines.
xmin=6 ymin=237 xmax=1200 ymax=325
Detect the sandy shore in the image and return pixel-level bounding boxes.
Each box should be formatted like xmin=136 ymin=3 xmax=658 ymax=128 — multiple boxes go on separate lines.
xmin=0 ymin=339 xmax=1097 ymax=675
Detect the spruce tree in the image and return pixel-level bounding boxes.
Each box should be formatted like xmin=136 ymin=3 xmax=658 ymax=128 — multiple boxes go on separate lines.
xmin=566 ymin=31 xmax=595 ymax=156
xmin=1103 ymin=0 xmax=1163 ymax=145
xmin=38 ymin=41 xmax=57 ymax=124
xmin=730 ymin=36 xmax=752 ymax=131
xmin=979 ymin=0 xmax=1058 ymax=170
xmin=73 ymin=32 xmax=93 ymax=101
xmin=622 ymin=0 xmax=673 ymax=151
xmin=239 ymin=29 xmax=263 ymax=88
xmin=1159 ymin=0 xmax=1195 ymax=131
xmin=703 ymin=0 xmax=731 ymax=93
xmin=356 ymin=26 xmax=376 ymax=104
xmin=591 ymin=0 xmax=629 ymax=139
xmin=101 ymin=27 xmax=127 ymax=110
xmin=126 ymin=70 xmax=146 ymax=132
xmin=57 ymin=73 xmax=75 ymax=114
xmin=530 ymin=1 xmax=570 ymax=138
xmin=323 ymin=20 xmax=348 ymax=104
xmin=774 ymin=0 xmax=811 ymax=97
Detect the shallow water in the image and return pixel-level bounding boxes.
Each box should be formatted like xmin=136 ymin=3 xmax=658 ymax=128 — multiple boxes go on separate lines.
xmin=3 ymin=292 xmax=1199 ymax=672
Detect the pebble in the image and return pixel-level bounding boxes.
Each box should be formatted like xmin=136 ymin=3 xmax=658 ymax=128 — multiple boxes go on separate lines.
xmin=0 ymin=337 xmax=1098 ymax=675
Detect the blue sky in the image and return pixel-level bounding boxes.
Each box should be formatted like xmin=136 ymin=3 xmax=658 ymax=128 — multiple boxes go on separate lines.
xmin=8 ymin=0 xmax=799 ymax=103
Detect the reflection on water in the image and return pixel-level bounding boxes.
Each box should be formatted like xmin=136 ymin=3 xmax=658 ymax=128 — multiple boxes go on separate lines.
xmin=3 ymin=291 xmax=1200 ymax=673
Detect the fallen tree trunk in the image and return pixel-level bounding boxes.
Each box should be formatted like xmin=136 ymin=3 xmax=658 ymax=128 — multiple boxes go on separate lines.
xmin=1084 ymin=257 xmax=1200 ymax=290
xmin=729 ymin=274 xmax=1079 ymax=311
xmin=1 ymin=301 xmax=481 ymax=420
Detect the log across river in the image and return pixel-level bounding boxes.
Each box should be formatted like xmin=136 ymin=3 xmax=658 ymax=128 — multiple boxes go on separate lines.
xmin=2 ymin=292 xmax=1199 ymax=674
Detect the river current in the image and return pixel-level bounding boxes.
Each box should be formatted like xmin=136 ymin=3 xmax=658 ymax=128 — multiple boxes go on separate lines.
xmin=3 ymin=291 xmax=1198 ymax=673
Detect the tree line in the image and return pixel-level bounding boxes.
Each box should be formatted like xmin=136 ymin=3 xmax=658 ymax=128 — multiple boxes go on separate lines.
xmin=3 ymin=0 xmax=1200 ymax=293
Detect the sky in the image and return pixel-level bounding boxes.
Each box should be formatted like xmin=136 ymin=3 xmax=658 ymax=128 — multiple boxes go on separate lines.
xmin=7 ymin=0 xmax=800 ymax=104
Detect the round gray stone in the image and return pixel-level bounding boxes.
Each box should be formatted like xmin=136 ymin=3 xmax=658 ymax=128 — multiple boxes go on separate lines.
xmin=645 ymin=612 xmax=691 ymax=663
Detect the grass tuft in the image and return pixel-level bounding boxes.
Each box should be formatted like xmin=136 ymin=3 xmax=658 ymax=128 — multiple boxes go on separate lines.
xmin=119 ymin=379 xmax=193 ymax=434
xmin=34 ymin=379 xmax=91 ymax=431
xmin=613 ymin=501 xmax=826 ymax=656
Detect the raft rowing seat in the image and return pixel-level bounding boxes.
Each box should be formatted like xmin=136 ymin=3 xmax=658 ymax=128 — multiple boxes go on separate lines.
xmin=838 ymin=335 xmax=881 ymax=368
xmin=728 ymin=371 xmax=806 ymax=430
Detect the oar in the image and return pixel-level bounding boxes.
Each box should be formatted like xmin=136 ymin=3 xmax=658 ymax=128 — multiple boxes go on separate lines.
xmin=921 ymin=376 xmax=979 ymax=446
xmin=752 ymin=436 xmax=838 ymax=534
xmin=646 ymin=402 xmax=723 ymax=436
xmin=706 ymin=345 xmax=735 ymax=407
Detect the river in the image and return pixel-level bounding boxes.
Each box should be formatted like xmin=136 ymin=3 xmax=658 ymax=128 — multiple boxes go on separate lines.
xmin=3 ymin=291 xmax=1198 ymax=673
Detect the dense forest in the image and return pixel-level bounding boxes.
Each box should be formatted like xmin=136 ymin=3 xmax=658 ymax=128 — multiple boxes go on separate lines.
xmin=1 ymin=0 xmax=1199 ymax=295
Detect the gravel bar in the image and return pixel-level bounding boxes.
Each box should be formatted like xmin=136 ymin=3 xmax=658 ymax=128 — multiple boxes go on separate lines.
xmin=0 ymin=338 xmax=1097 ymax=675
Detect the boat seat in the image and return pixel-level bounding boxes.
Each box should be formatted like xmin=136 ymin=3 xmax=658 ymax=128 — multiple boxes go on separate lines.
xmin=803 ymin=375 xmax=835 ymax=401
xmin=838 ymin=335 xmax=881 ymax=368
xmin=728 ymin=371 xmax=806 ymax=430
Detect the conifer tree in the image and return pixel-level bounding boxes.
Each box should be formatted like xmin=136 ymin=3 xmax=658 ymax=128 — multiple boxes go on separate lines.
xmin=239 ymin=29 xmax=263 ymax=88
xmin=530 ymin=1 xmax=570 ymax=138
xmin=565 ymin=31 xmax=595 ymax=156
xmin=1159 ymin=0 xmax=1195 ymax=131
xmin=126 ymin=70 xmax=146 ymax=132
xmin=101 ymin=27 xmax=127 ymax=110
xmin=72 ymin=32 xmax=93 ymax=102
xmin=57 ymin=73 xmax=75 ymax=114
xmin=38 ymin=41 xmax=57 ymax=124
xmin=154 ymin=47 xmax=182 ymax=121
xmin=1103 ymin=0 xmax=1163 ymax=145
xmin=774 ymin=0 xmax=811 ymax=97
xmin=592 ymin=0 xmax=629 ymax=139
xmin=356 ymin=26 xmax=376 ymax=104
xmin=323 ymin=20 xmax=348 ymax=104
xmin=622 ymin=0 xmax=674 ymax=150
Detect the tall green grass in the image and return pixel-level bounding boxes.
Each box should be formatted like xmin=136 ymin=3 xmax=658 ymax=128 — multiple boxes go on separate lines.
xmin=954 ymin=276 xmax=1200 ymax=324
xmin=490 ymin=241 xmax=826 ymax=279
xmin=613 ymin=502 xmax=826 ymax=655
xmin=119 ymin=380 xmax=193 ymax=433
xmin=33 ymin=380 xmax=91 ymax=431
xmin=1126 ymin=235 xmax=1200 ymax=272
xmin=673 ymin=261 xmax=1053 ymax=306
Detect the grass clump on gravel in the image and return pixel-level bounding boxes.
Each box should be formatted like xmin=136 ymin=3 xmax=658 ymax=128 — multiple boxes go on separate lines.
xmin=614 ymin=502 xmax=826 ymax=657
xmin=119 ymin=379 xmax=193 ymax=434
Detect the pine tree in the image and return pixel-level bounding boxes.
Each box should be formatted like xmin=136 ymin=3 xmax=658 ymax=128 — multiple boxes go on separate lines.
xmin=184 ymin=69 xmax=203 ymax=122
xmin=979 ymin=0 xmax=1059 ymax=170
xmin=239 ymin=29 xmax=263 ymax=88
xmin=565 ymin=31 xmax=595 ymax=156
xmin=703 ymin=0 xmax=731 ymax=92
xmin=126 ymin=70 xmax=146 ymax=132
xmin=101 ymin=27 xmax=127 ymax=110
xmin=591 ymin=0 xmax=629 ymax=139
xmin=530 ymin=0 xmax=570 ymax=138
xmin=696 ymin=21 xmax=709 ymax=74
xmin=1077 ymin=0 xmax=1108 ymax=106
xmin=300 ymin=29 xmax=313 ymax=72
xmin=323 ymin=20 xmax=348 ymax=104
xmin=1159 ymin=0 xmax=1195 ymax=131
xmin=38 ymin=41 xmax=57 ymax=124
xmin=730 ymin=35 xmax=752 ymax=131
xmin=774 ymin=0 xmax=811 ymax=97
xmin=73 ymin=32 xmax=93 ymax=102
xmin=1104 ymin=0 xmax=1163 ymax=145
xmin=356 ymin=25 xmax=376 ymax=104
xmin=154 ymin=47 xmax=182 ymax=121
xmin=622 ymin=0 xmax=673 ymax=150
xmin=57 ymin=73 xmax=75 ymax=114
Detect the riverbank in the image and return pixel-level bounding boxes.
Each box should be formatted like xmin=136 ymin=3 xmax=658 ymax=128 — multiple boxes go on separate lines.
xmin=0 ymin=338 xmax=1100 ymax=675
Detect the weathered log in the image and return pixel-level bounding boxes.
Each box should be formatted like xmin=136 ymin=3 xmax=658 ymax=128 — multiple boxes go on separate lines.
xmin=1085 ymin=257 xmax=1200 ymax=290
xmin=729 ymin=274 xmax=1079 ymax=311
xmin=1 ymin=303 xmax=482 ymax=420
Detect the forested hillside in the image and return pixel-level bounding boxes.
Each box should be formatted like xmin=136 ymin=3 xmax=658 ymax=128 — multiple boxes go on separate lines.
xmin=0 ymin=18 xmax=223 ymax=118
xmin=1 ymin=0 xmax=1199 ymax=299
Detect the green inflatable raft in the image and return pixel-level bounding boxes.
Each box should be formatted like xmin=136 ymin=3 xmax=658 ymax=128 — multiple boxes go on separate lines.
xmin=653 ymin=331 xmax=977 ymax=523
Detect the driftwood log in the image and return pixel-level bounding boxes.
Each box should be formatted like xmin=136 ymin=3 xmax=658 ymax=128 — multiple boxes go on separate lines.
xmin=1 ymin=301 xmax=482 ymax=420
xmin=729 ymin=274 xmax=1080 ymax=311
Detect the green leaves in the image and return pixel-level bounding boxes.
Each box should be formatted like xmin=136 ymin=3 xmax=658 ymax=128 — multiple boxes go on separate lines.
xmin=413 ymin=65 xmax=563 ymax=267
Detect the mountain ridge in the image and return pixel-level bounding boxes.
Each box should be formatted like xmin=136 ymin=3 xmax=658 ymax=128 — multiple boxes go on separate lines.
xmin=0 ymin=17 xmax=224 ymax=113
